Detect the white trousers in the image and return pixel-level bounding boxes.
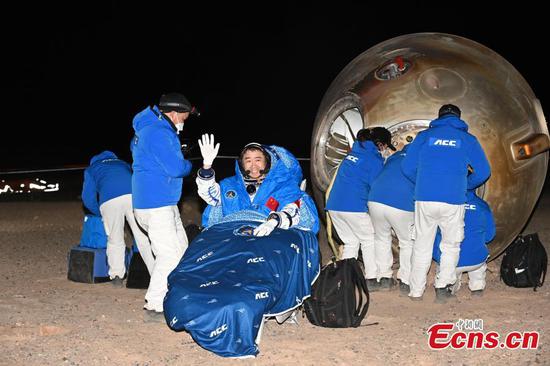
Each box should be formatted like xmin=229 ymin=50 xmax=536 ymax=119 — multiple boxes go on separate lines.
xmin=134 ymin=205 xmax=188 ymax=312
xmin=368 ymin=202 xmax=414 ymax=282
xmin=328 ymin=211 xmax=376 ymax=279
xmin=99 ymin=194 xmax=155 ymax=279
xmin=437 ymin=262 xmax=487 ymax=293
xmin=409 ymin=201 xmax=465 ymax=297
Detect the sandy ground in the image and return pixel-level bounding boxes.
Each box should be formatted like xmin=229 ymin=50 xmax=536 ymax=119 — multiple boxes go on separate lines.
xmin=1 ymin=191 xmax=549 ymax=366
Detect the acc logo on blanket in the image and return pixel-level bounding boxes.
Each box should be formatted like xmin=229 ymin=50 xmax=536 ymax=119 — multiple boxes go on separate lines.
xmin=255 ymin=291 xmax=269 ymax=300
xmin=196 ymin=251 xmax=214 ymax=262
xmin=465 ymin=204 xmax=477 ymax=210
xmin=225 ymin=190 xmax=236 ymax=199
xmin=199 ymin=280 xmax=219 ymax=288
xmin=209 ymin=324 xmax=228 ymax=338
xmin=247 ymin=257 xmax=265 ymax=264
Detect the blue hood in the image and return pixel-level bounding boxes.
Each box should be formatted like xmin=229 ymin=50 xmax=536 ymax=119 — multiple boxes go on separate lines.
xmin=133 ymin=106 xmax=162 ymax=132
xmin=232 ymin=145 xmax=303 ymax=186
xmin=352 ymin=140 xmax=379 ymax=157
xmin=429 ymin=115 xmax=469 ymax=131
xmin=90 ymin=150 xmax=118 ymax=165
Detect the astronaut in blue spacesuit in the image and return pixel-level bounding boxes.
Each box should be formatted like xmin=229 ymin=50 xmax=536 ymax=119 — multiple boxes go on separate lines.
xmin=195 ymin=134 xmax=319 ymax=235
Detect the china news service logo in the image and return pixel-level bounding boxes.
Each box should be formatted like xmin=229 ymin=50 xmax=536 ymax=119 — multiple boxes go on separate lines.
xmin=428 ymin=319 xmax=539 ymax=350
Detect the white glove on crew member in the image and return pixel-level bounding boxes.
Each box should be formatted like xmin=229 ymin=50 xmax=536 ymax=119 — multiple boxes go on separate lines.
xmin=253 ymin=218 xmax=278 ymax=237
xmin=198 ymin=134 xmax=220 ymax=168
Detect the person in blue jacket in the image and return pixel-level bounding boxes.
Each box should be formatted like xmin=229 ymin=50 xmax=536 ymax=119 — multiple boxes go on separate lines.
xmin=326 ymin=127 xmax=395 ymax=288
xmin=81 ymin=151 xmax=154 ymax=286
xmin=368 ymin=143 xmax=415 ymax=294
xmin=401 ymin=104 xmax=491 ymax=303
xmin=196 ymin=134 xmax=319 ymax=235
xmin=433 ymin=189 xmax=495 ymax=297
xmin=131 ymin=92 xmax=197 ymax=321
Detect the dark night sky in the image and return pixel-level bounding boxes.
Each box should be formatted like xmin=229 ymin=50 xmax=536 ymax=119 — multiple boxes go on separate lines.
xmin=3 ymin=1 xmax=548 ymax=170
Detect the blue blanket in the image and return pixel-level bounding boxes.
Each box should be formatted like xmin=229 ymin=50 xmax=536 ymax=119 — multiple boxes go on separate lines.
xmin=164 ymin=219 xmax=320 ymax=358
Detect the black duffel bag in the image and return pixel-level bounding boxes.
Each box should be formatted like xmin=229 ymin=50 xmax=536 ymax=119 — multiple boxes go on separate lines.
xmin=303 ymin=258 xmax=369 ymax=328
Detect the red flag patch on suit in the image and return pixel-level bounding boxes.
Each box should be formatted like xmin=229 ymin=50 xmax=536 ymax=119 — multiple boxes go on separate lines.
xmin=265 ymin=197 xmax=279 ymax=211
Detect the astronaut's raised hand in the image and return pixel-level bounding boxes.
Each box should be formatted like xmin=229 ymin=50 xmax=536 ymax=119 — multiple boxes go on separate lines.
xmin=253 ymin=218 xmax=278 ymax=237
xmin=300 ymin=179 xmax=307 ymax=192
xmin=198 ymin=134 xmax=220 ymax=169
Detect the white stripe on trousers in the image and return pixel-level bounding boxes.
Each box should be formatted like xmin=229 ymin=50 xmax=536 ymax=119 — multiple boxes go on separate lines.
xmin=368 ymin=202 xmax=414 ymax=282
xmin=328 ymin=210 xmax=376 ymax=279
xmin=99 ymin=194 xmax=155 ymax=279
xmin=409 ymin=201 xmax=465 ymax=297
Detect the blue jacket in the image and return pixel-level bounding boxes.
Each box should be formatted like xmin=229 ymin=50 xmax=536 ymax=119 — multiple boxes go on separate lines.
xmin=325 ymin=140 xmax=384 ymax=212
xmin=81 ymin=151 xmax=132 ymax=216
xmin=202 ymin=145 xmax=320 ymax=233
xmin=131 ymin=106 xmax=192 ymax=209
xmin=368 ymin=144 xmax=415 ymax=212
xmin=433 ymin=190 xmax=496 ymax=267
xmin=401 ymin=115 xmax=491 ymax=204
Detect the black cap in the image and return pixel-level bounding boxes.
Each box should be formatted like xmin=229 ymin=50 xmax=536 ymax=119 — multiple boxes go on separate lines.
xmin=370 ymin=127 xmax=396 ymax=151
xmin=158 ymin=93 xmax=200 ymax=116
xmin=438 ymin=104 xmax=461 ymax=118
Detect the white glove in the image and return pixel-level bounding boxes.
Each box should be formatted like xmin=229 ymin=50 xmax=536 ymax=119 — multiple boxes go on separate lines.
xmin=198 ymin=134 xmax=220 ymax=167
xmin=253 ymin=219 xmax=278 ymax=237
xmin=300 ymin=179 xmax=307 ymax=191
